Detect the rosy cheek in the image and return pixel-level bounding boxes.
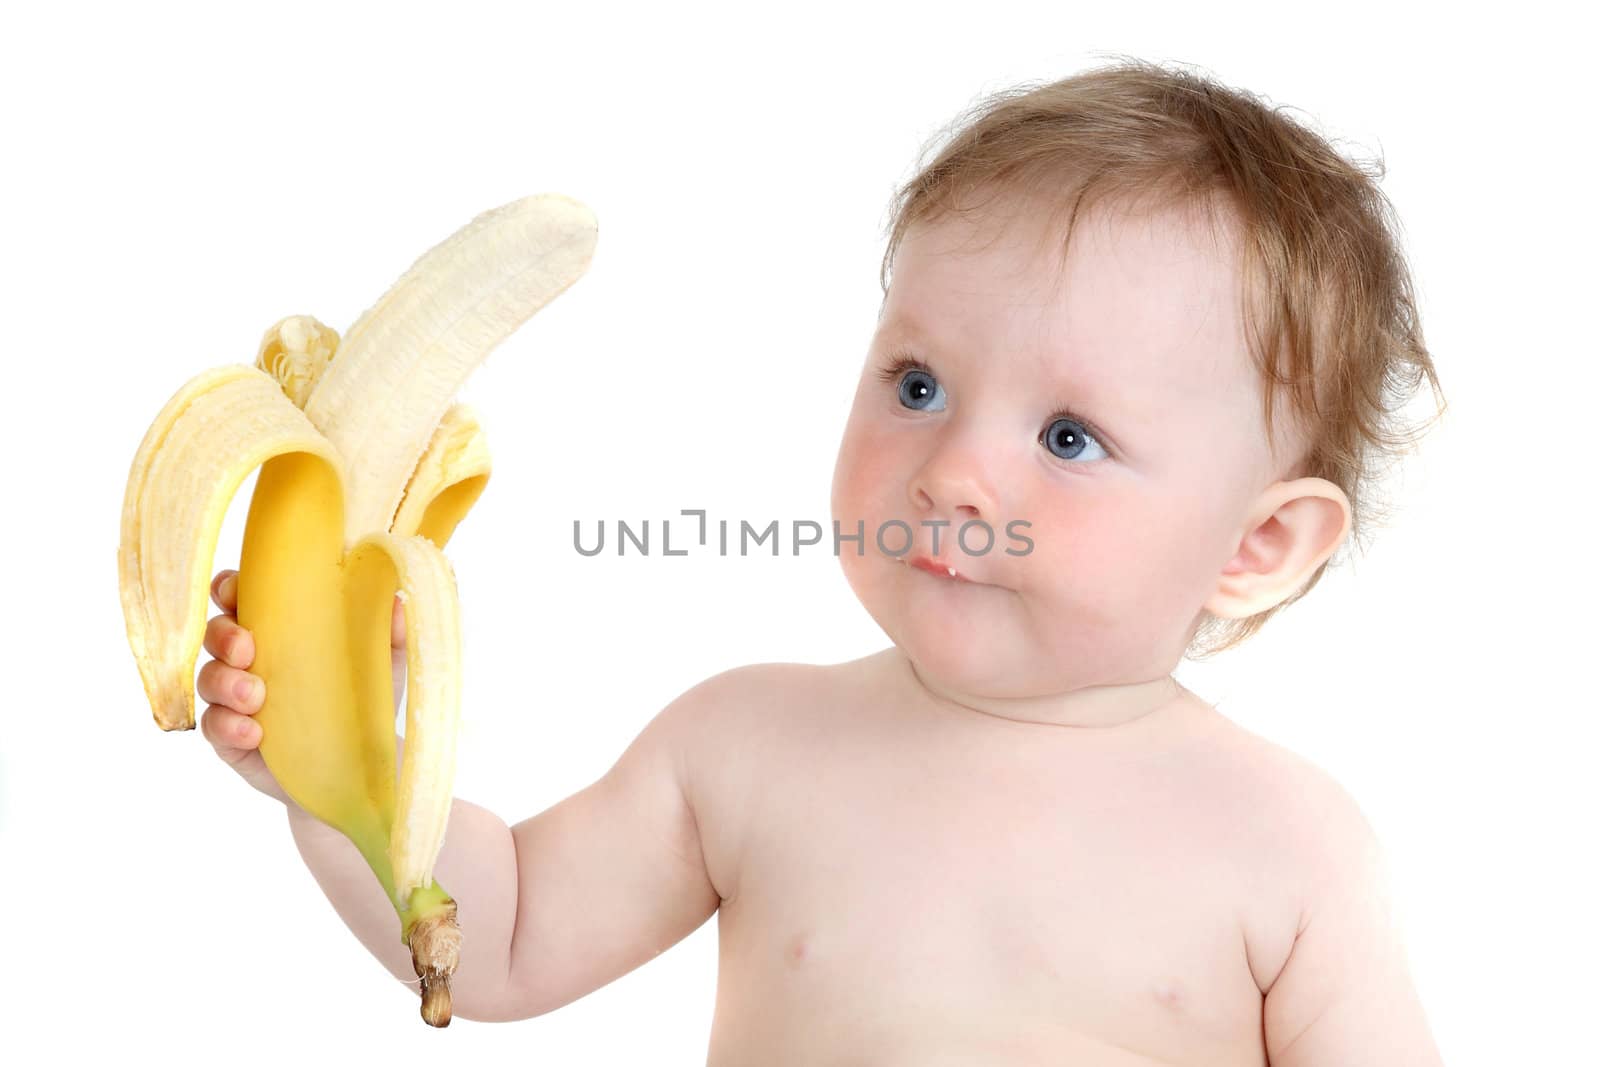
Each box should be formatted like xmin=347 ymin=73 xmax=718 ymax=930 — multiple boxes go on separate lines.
xmin=833 ymin=425 xmax=903 ymax=518
xmin=1010 ymin=488 xmax=1135 ymax=589
xmin=1009 ymin=489 xmax=1074 ymax=559
xmin=1020 ymin=485 xmax=1187 ymax=625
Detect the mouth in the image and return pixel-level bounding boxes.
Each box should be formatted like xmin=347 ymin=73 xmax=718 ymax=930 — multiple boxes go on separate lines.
xmin=903 ymin=554 xmax=971 ymax=583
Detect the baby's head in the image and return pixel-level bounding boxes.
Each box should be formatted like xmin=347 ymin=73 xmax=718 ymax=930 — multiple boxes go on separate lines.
xmin=830 ymin=58 xmax=1445 ymax=706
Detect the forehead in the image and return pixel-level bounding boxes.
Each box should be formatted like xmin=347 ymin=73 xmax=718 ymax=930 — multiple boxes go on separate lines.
xmin=881 ymin=193 xmax=1258 ymax=421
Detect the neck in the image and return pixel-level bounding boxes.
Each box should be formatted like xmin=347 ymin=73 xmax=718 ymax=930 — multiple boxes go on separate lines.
xmin=896 ymin=646 xmax=1188 ymax=730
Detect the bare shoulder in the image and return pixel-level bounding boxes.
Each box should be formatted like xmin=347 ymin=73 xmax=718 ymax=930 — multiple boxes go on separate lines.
xmin=666 ymin=658 xmax=848 ymax=750
xmin=1181 ymin=700 xmax=1387 ymax=991
xmin=663 ymin=656 xmax=866 ymax=903
xmin=1195 ymin=712 xmax=1441 ymax=1062
xmin=673 ymin=656 xmax=876 ymax=784
xmin=1202 ymin=710 xmax=1380 ymax=868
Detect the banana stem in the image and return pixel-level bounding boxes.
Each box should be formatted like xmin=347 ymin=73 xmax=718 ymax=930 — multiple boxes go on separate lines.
xmin=345 ymin=824 xmax=462 ymax=1027
xmin=400 ymin=883 xmax=461 ymax=1027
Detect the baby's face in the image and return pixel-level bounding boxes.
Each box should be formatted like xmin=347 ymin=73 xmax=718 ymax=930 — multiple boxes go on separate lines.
xmin=831 ymin=190 xmax=1288 ymax=698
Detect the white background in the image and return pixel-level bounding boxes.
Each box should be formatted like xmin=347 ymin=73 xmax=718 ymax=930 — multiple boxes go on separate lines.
xmin=2 ymin=1 xmax=1594 ymax=1063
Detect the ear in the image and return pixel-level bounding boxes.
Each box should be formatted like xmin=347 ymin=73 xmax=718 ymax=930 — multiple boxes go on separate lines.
xmin=1204 ymin=478 xmax=1352 ymax=620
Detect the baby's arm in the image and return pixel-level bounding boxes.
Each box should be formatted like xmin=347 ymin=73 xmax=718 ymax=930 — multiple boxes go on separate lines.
xmin=1261 ymin=775 xmax=1444 ymax=1066
xmin=286 ymin=669 xmax=732 ymax=1022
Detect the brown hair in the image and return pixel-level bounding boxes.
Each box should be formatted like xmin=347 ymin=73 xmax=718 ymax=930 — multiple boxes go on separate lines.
xmin=877 ymin=55 xmax=1446 ymax=660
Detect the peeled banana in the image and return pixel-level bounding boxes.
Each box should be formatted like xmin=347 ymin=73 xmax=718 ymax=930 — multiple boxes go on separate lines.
xmin=118 ymin=194 xmax=599 ymax=1026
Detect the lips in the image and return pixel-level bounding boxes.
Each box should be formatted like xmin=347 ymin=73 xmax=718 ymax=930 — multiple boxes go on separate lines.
xmin=904 ymin=553 xmax=970 ymax=582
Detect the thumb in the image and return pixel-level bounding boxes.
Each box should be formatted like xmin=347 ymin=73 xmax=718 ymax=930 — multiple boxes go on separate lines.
xmin=391 ymin=594 xmax=406 ymax=650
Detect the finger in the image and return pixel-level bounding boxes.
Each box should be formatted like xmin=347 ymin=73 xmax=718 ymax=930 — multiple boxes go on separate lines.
xmin=392 ymin=595 xmax=406 ymax=649
xmin=197 ymin=660 xmax=264 ymax=713
xmin=201 ymin=703 xmax=262 ymax=751
xmin=211 ymin=570 xmax=238 ymax=612
xmin=203 ymin=614 xmax=253 ymax=669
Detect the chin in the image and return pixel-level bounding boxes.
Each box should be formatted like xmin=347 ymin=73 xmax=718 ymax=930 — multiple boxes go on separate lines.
xmin=884 ymin=601 xmax=1018 ymax=695
xmin=845 ymin=556 xmax=1004 ymax=687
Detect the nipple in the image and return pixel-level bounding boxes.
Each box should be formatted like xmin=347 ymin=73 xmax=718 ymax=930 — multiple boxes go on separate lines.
xmin=1153 ymin=978 xmax=1183 ymax=1012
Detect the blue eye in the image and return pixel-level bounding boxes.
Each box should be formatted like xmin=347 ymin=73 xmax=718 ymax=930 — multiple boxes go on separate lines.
xmin=898 ymin=369 xmax=946 ymax=412
xmin=1040 ymin=415 xmax=1108 ymax=463
xmin=876 ymin=355 xmax=947 ymax=412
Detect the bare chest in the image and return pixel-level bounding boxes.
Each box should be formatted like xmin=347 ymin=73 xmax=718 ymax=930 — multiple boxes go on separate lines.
xmin=701 ymin=696 xmax=1283 ymax=1065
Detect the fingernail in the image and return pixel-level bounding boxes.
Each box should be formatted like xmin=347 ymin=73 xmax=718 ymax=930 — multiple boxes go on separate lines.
xmin=235 ymin=675 xmax=262 ymax=704
xmin=221 ymin=573 xmax=236 ymax=599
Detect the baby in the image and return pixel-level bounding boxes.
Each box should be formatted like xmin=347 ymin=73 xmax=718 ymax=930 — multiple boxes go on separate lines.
xmin=196 ymin=59 xmax=1446 ymax=1065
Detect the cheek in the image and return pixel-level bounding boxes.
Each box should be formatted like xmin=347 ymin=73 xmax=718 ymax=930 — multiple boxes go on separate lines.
xmin=831 ymin=422 xmax=903 ymax=520
xmin=832 ymin=420 xmax=915 ymax=610
xmin=1026 ymin=479 xmax=1233 ymax=627
xmin=1014 ymin=485 xmax=1176 ymax=611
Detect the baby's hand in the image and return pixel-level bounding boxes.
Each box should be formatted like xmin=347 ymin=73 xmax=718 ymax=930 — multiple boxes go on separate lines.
xmin=197 ymin=569 xmax=407 ymax=806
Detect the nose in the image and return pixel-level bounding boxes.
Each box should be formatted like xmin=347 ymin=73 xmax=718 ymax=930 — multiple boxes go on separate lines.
xmin=906 ymin=436 xmax=998 ymax=523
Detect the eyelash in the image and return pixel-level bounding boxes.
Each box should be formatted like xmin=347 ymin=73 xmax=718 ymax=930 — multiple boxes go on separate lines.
xmin=874 ymin=352 xmax=1114 ymax=460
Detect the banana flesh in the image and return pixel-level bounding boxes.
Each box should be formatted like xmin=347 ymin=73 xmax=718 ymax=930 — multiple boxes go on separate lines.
xmin=303 ymin=196 xmax=596 ymax=549
xmin=393 ymin=403 xmax=491 ymax=550
xmin=117 ymin=194 xmax=599 ymax=1026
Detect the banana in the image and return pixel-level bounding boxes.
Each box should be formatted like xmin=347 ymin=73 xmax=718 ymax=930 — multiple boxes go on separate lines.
xmin=117 ymin=194 xmax=598 ymax=1026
